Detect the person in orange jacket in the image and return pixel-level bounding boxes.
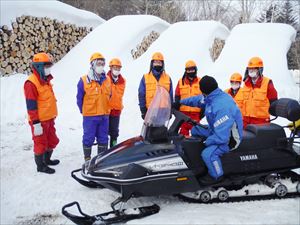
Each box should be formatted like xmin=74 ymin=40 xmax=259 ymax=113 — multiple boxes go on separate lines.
xmin=24 ymin=52 xmax=60 ymax=174
xmin=138 ymin=52 xmax=173 ymax=119
xmin=242 ymin=56 xmax=278 ymax=128
xmin=76 ymin=53 xmax=111 ymax=161
xmin=224 ymin=73 xmax=243 ymax=112
xmin=107 ymin=58 xmax=126 ymax=147
xmin=174 ymin=60 xmax=202 ymax=136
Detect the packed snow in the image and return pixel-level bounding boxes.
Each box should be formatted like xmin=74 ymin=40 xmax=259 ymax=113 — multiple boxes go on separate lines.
xmin=0 ymin=0 xmax=105 ymax=29
xmin=1 ymin=2 xmax=300 ymax=225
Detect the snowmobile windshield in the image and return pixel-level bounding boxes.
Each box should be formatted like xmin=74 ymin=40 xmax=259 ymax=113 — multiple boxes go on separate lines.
xmin=144 ymin=85 xmax=171 ymax=128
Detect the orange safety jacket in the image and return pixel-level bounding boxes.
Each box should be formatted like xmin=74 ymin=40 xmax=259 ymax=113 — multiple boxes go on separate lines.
xmin=81 ymin=75 xmax=111 ymax=116
xmin=144 ymin=72 xmax=171 ymax=108
xmin=242 ymin=77 xmax=270 ymax=119
xmin=109 ymin=74 xmax=126 ymax=111
xmin=225 ymin=88 xmax=244 ymax=113
xmin=178 ymin=77 xmax=201 ymax=112
xmin=27 ymin=74 xmax=57 ymax=121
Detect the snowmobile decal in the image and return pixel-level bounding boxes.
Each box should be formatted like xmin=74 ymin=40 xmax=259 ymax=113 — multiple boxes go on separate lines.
xmin=240 ymin=154 xmax=258 ymax=161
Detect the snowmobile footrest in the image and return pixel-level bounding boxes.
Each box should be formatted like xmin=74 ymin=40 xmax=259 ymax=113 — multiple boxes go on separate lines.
xmin=71 ymin=168 xmax=104 ymax=189
xmin=62 ymin=201 xmax=160 ymax=225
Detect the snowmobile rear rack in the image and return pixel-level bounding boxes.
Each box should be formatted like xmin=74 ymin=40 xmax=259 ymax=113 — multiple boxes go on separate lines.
xmin=62 ymin=201 xmax=160 ymax=225
xmin=71 ymin=168 xmax=104 ymax=189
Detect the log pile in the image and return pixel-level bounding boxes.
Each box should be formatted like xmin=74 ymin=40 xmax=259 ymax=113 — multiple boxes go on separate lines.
xmin=0 ymin=15 xmax=92 ymax=76
xmin=131 ymin=31 xmax=160 ymax=59
xmin=210 ymin=38 xmax=225 ymax=62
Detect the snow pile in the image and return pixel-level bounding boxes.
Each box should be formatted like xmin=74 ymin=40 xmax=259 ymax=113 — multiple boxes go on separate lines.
xmin=211 ymin=23 xmax=299 ymax=100
xmin=52 ymin=15 xmax=169 ymax=135
xmin=0 ymin=0 xmax=105 ymax=29
xmin=121 ymin=21 xmax=229 ymax=136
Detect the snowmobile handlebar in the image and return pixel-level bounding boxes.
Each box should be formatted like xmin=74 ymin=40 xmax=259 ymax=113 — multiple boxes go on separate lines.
xmin=169 ymin=109 xmax=207 ymax=135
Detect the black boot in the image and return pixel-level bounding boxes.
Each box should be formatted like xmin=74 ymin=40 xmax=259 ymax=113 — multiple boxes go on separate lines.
xmin=44 ymin=150 xmax=60 ymax=166
xmin=34 ymin=154 xmax=55 ymax=174
xmin=83 ymin=145 xmax=92 ymax=161
xmin=110 ymin=138 xmax=117 ymax=148
xmin=98 ymin=144 xmax=107 ymax=154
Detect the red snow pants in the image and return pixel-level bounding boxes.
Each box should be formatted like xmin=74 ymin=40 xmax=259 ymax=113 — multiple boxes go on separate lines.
xmin=29 ymin=119 xmax=59 ymax=155
xmin=179 ymin=111 xmax=200 ymax=136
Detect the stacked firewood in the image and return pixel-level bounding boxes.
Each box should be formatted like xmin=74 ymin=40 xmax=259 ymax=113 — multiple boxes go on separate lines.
xmin=210 ymin=38 xmax=225 ymax=62
xmin=0 ymin=15 xmax=92 ymax=75
xmin=131 ymin=31 xmax=160 ymax=59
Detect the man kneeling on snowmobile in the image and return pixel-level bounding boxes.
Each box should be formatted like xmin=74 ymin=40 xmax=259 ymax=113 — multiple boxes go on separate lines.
xmin=180 ymin=75 xmax=243 ymax=184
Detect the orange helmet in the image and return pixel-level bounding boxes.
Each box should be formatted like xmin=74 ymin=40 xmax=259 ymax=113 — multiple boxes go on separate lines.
xmin=109 ymin=58 xmax=122 ymax=67
xmin=247 ymin=57 xmax=263 ymax=68
xmin=90 ymin=52 xmax=104 ymax=62
xmin=230 ymin=73 xmax=242 ymax=82
xmin=33 ymin=52 xmax=52 ymax=63
xmin=185 ymin=60 xmax=197 ymax=69
xmin=152 ymin=52 xmax=164 ymax=61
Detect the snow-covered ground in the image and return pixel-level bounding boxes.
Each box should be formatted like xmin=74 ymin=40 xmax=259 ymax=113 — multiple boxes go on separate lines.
xmin=0 ymin=0 xmax=105 ymax=29
xmin=1 ymin=2 xmax=300 ymax=225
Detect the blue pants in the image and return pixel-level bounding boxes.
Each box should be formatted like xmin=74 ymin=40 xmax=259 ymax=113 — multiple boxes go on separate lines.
xmin=201 ymin=145 xmax=229 ymax=179
xmin=192 ymin=125 xmax=228 ymax=179
xmin=109 ymin=115 xmax=120 ymax=140
xmin=82 ymin=115 xmax=109 ymax=147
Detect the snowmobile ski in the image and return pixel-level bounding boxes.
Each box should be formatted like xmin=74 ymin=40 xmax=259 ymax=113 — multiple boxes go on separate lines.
xmin=62 ymin=201 xmax=160 ymax=225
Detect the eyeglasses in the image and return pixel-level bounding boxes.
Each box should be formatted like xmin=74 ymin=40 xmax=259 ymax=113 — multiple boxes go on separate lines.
xmin=95 ymin=59 xmax=105 ymax=66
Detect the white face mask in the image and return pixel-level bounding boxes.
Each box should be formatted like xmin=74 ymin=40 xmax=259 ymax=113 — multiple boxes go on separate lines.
xmin=95 ymin=66 xmax=104 ymax=74
xmin=248 ymin=70 xmax=257 ymax=78
xmin=112 ymin=69 xmax=120 ymax=77
xmin=44 ymin=67 xmax=51 ymax=76
xmin=231 ymin=83 xmax=240 ymax=90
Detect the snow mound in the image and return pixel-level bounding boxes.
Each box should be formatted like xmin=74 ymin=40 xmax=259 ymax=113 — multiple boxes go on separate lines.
xmin=52 ymin=15 xmax=169 ymax=129
xmin=211 ymin=23 xmax=298 ymax=100
xmin=0 ymin=0 xmax=105 ymax=29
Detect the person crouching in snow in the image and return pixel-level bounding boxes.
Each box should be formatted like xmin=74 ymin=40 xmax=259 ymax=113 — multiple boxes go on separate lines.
xmin=224 ymin=72 xmax=244 ymax=112
xmin=107 ymin=58 xmax=126 ymax=147
xmin=180 ymin=76 xmax=243 ymax=185
xmin=76 ymin=52 xmax=111 ymax=161
xmin=24 ymin=52 xmax=60 ymax=174
xmin=173 ymin=60 xmax=202 ymax=136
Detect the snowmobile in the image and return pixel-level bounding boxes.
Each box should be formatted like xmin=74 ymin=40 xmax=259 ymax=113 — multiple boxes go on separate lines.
xmin=62 ymin=86 xmax=300 ymax=225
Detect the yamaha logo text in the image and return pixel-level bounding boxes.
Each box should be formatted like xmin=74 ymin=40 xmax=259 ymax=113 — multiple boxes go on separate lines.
xmin=240 ymin=154 xmax=258 ymax=161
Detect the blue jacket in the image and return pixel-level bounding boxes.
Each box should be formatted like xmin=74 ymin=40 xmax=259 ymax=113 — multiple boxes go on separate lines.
xmin=138 ymin=69 xmax=173 ymax=109
xmin=180 ymin=88 xmax=243 ymax=148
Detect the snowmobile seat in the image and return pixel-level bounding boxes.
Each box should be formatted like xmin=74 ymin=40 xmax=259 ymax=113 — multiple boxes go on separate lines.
xmin=236 ymin=123 xmax=286 ymax=151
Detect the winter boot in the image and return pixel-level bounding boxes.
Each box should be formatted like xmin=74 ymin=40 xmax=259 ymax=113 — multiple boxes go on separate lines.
xmin=110 ymin=138 xmax=117 ymax=148
xmin=97 ymin=144 xmax=107 ymax=154
xmin=34 ymin=154 xmax=55 ymax=174
xmin=83 ymin=145 xmax=92 ymax=161
xmin=44 ymin=150 xmax=60 ymax=166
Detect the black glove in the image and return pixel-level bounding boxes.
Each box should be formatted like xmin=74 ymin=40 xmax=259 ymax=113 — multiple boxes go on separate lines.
xmin=172 ymin=101 xmax=181 ymax=110
xmin=140 ymin=107 xmax=147 ymax=120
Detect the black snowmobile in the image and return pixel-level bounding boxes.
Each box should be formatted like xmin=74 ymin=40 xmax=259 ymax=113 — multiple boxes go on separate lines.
xmin=62 ymin=86 xmax=300 ymax=225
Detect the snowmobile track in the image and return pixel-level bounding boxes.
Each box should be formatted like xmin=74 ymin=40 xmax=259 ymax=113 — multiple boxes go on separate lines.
xmin=175 ymin=192 xmax=300 ymax=204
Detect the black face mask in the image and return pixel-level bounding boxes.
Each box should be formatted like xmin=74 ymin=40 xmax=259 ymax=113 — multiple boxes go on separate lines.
xmin=153 ymin=65 xmax=163 ymax=73
xmin=186 ymin=71 xmax=196 ymax=79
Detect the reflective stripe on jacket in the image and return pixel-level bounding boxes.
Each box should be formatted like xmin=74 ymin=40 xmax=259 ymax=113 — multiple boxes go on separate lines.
xmin=81 ymin=75 xmax=111 ymax=116
xmin=27 ymin=74 xmax=57 ymax=121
